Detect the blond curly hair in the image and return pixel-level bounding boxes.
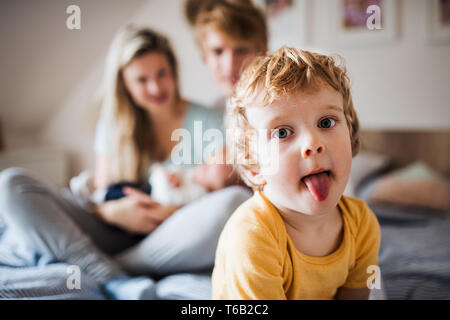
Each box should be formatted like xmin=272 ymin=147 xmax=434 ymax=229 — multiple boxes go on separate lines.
xmin=226 ymin=47 xmax=361 ymax=190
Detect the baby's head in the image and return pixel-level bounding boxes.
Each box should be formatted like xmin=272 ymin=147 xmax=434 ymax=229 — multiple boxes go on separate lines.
xmin=227 ymin=47 xmax=360 ymax=216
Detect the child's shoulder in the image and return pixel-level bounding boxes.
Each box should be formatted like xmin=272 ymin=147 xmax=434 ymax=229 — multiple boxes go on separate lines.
xmin=224 ymin=191 xmax=287 ymax=247
xmin=340 ymin=195 xmax=369 ymax=214
xmin=339 ymin=195 xmax=380 ymax=237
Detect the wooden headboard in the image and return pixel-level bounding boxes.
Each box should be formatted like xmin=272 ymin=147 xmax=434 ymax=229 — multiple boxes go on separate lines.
xmin=360 ymin=130 xmax=450 ymax=175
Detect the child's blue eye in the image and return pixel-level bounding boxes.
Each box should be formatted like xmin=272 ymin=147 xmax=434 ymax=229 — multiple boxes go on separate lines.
xmin=318 ymin=118 xmax=336 ymax=129
xmin=272 ymin=128 xmax=293 ymax=139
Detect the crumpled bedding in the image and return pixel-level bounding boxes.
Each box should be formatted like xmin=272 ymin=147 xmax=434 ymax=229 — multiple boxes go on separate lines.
xmin=0 ymin=206 xmax=220 ymax=300
xmin=0 ymin=214 xmax=388 ymax=300
xmin=0 ymin=169 xmax=215 ymax=300
xmin=0 ymin=169 xmax=391 ymax=300
xmin=358 ymin=177 xmax=450 ymax=300
xmin=377 ymin=216 xmax=450 ymax=299
xmin=0 ymin=216 xmax=215 ymax=300
xmin=0 ymin=169 xmax=390 ymax=300
xmin=0 ymin=216 xmax=103 ymax=299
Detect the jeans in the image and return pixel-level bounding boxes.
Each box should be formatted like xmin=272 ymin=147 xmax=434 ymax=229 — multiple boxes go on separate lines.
xmin=0 ymin=167 xmax=252 ymax=284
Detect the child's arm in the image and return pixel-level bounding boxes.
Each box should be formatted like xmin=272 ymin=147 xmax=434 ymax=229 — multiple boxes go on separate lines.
xmin=212 ymin=218 xmax=287 ymax=299
xmin=340 ymin=202 xmax=381 ymax=298
xmin=334 ymin=287 xmax=370 ymax=300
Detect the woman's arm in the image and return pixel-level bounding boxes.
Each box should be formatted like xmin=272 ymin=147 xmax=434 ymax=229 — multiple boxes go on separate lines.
xmin=93 ymin=153 xmax=182 ymax=234
xmin=94 ymin=154 xmax=112 ymax=189
xmin=95 ymin=188 xmax=179 ymax=234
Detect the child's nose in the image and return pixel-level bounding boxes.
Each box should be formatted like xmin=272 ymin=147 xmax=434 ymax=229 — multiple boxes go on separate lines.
xmin=303 ymin=145 xmax=323 ymax=157
xmin=301 ymin=134 xmax=325 ymax=158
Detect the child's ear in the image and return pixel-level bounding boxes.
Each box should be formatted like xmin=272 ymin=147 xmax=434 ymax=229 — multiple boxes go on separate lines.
xmin=243 ymin=169 xmax=266 ymax=186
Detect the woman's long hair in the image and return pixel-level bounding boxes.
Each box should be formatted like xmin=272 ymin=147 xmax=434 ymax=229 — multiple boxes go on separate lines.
xmin=97 ymin=25 xmax=181 ymax=184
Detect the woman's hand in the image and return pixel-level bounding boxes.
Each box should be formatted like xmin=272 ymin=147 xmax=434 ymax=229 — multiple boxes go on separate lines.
xmin=96 ymin=187 xmax=178 ymax=234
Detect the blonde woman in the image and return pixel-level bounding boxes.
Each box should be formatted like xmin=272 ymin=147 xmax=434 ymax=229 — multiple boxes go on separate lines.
xmin=0 ymin=25 xmax=251 ymax=299
xmin=185 ymin=0 xmax=268 ymax=114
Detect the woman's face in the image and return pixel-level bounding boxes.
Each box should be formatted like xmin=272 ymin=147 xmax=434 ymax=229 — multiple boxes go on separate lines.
xmin=122 ymin=52 xmax=177 ymax=115
xmin=201 ymin=27 xmax=260 ymax=97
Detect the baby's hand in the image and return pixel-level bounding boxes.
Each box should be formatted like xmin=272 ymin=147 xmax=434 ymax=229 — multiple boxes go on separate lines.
xmin=151 ymin=163 xmax=181 ymax=188
xmin=165 ymin=171 xmax=181 ymax=188
xmin=194 ymin=163 xmax=233 ymax=192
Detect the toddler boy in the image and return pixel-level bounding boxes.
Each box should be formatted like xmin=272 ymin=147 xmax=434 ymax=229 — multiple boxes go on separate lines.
xmin=212 ymin=47 xmax=380 ymax=300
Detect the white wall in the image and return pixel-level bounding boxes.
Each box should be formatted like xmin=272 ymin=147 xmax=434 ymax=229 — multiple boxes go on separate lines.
xmin=42 ymin=0 xmax=221 ymax=177
xmin=0 ymin=0 xmax=146 ymax=138
xmin=309 ymin=0 xmax=450 ymax=130
xmin=3 ymin=0 xmax=450 ymax=182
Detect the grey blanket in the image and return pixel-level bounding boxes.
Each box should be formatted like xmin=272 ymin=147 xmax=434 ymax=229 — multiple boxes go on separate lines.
xmin=0 ymin=217 xmax=104 ymax=299
xmin=0 ymin=215 xmax=217 ymax=300
xmin=377 ymin=213 xmax=450 ymax=299
xmin=358 ymin=178 xmax=450 ymax=300
xmin=0 ymin=215 xmax=387 ymax=300
xmin=5 ymin=181 xmax=447 ymax=300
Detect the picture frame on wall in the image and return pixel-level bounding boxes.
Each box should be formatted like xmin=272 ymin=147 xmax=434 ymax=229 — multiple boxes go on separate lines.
xmin=425 ymin=0 xmax=450 ymax=45
xmin=253 ymin=0 xmax=308 ymax=51
xmin=330 ymin=0 xmax=399 ymax=47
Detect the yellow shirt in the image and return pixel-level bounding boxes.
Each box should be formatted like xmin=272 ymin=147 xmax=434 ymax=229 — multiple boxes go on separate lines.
xmin=212 ymin=191 xmax=381 ymax=300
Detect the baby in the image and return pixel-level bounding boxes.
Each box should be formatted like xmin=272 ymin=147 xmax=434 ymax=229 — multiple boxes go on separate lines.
xmin=150 ymin=150 xmax=236 ymax=206
xmin=212 ymin=47 xmax=381 ymax=299
xmin=149 ymin=164 xmax=207 ymax=206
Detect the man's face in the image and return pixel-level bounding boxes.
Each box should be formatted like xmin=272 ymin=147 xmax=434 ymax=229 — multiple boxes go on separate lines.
xmin=201 ymin=27 xmax=259 ymax=97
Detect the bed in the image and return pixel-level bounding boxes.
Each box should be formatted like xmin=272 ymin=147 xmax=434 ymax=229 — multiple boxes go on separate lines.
xmin=0 ymin=130 xmax=449 ymax=300
xmin=349 ymin=130 xmax=450 ymax=299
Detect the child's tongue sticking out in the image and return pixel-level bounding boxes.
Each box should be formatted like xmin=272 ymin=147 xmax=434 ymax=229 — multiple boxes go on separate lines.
xmin=302 ymin=172 xmax=330 ymax=202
